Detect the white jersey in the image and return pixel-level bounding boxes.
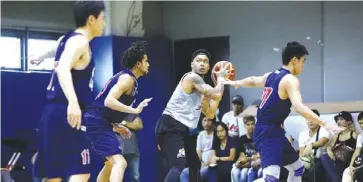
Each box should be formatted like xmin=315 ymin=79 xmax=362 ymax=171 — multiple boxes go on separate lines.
xmin=163 ymin=72 xmax=202 ymax=129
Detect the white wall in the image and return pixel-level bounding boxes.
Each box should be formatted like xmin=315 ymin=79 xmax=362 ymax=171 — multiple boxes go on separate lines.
xmin=162 ymin=1 xmax=363 ymax=105
xmin=1 ymin=1 xmax=74 ymax=32
xmin=1 ymin=1 xmax=147 ymax=36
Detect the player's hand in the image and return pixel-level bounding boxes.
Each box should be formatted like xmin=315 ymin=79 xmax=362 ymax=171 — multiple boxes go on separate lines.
xmin=67 ymin=102 xmax=82 ymax=130
xmin=215 ymin=64 xmax=229 ymax=80
xmin=135 ymin=98 xmax=152 ymax=114
xmin=112 ymin=124 xmax=131 ymax=139
xmin=223 ymin=80 xmax=239 ymax=89
xmin=28 ymin=55 xmax=43 ymax=66
xmin=323 ymin=123 xmax=345 ymax=134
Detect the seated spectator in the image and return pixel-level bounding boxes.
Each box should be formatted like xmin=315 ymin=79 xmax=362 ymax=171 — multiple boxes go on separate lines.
xmin=342 ymin=112 xmax=363 ymax=182
xmin=321 ymin=111 xmax=358 ymax=182
xmin=180 ymin=117 xmax=214 ymax=182
xmin=205 ymin=122 xmax=236 ymax=182
xmin=298 ymin=109 xmax=331 ymax=182
xmin=231 ymin=116 xmax=262 ymax=182
xmin=221 ymin=95 xmax=246 ymax=140
xmin=281 ymin=123 xmax=295 ymax=145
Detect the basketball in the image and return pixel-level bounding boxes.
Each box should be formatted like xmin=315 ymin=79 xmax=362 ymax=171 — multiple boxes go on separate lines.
xmin=211 ymin=61 xmax=236 ymax=85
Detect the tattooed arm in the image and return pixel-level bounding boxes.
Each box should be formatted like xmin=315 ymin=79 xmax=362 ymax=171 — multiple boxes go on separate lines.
xmin=185 ymin=73 xmax=225 ymax=100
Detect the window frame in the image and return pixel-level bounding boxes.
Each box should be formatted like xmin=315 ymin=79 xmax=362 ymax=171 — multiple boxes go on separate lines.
xmin=1 ymin=29 xmax=25 ymax=71
xmin=1 ymin=28 xmax=64 ymax=72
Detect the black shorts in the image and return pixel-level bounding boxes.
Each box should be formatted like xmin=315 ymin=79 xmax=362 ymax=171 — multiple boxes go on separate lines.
xmin=155 ymin=114 xmax=189 ymax=170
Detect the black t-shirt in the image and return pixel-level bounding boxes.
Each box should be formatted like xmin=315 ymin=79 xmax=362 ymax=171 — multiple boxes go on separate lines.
xmin=238 ymin=134 xmax=257 ymax=157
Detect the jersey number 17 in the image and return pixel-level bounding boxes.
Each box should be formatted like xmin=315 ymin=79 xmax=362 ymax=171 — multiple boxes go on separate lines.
xmin=259 ymin=87 xmax=273 ymax=109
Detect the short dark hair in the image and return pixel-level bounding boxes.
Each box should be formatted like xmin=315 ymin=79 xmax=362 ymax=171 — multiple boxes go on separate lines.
xmin=282 ymin=41 xmax=309 ymax=65
xmin=312 ymin=109 xmax=320 ymax=117
xmin=358 ymin=112 xmax=363 ymax=121
xmin=74 ymin=1 xmax=105 ymax=27
xmin=243 ymin=115 xmax=256 ymax=124
xmin=191 ymin=49 xmax=211 ymax=61
xmin=122 ymin=40 xmax=148 ymax=69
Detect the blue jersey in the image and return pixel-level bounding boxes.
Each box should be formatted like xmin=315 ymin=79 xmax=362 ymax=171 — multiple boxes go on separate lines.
xmin=46 ymin=31 xmax=95 ymax=108
xmin=256 ymin=67 xmax=292 ymax=125
xmin=90 ymin=70 xmax=138 ymax=123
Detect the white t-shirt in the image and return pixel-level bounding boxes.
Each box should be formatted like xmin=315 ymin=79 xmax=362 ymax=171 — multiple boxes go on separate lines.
xmin=221 ymin=111 xmax=246 ymax=138
xmin=357 ymin=133 xmax=363 ymax=148
xmin=196 ymin=130 xmax=214 ymax=163
xmin=298 ymin=127 xmax=331 ymax=158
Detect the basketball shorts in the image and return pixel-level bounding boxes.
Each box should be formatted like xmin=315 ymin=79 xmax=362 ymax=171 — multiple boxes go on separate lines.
xmin=253 ymin=123 xmax=298 ymax=169
xmin=84 ymin=109 xmax=122 ymax=158
xmin=155 ymin=114 xmax=190 ymax=171
xmin=34 ymin=102 xmax=91 ymax=179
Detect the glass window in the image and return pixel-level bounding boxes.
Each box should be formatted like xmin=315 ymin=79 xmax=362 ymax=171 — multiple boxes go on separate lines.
xmin=28 ymin=38 xmax=57 ymax=71
xmin=0 ymin=36 xmax=22 ymax=69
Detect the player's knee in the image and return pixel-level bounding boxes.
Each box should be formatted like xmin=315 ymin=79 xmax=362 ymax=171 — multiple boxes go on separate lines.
xmin=108 ymin=155 xmax=127 ymax=170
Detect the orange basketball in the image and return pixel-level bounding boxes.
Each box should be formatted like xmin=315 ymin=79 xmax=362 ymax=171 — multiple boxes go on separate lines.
xmin=211 ymin=61 xmax=236 ymax=85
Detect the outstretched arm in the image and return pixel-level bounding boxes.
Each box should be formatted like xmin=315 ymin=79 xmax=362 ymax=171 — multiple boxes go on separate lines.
xmin=186 ymin=73 xmax=225 ymax=100
xmin=29 ymin=36 xmax=63 ymax=65
xmin=227 ymin=72 xmax=271 ymax=88
xmin=284 ymin=75 xmax=327 ymax=127
xmin=39 ymin=36 xmax=63 ymax=59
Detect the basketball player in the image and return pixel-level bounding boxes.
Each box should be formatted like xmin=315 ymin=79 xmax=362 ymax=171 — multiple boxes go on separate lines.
xmin=33 ymin=1 xmax=105 ymax=182
xmin=84 ymin=41 xmax=151 ymax=182
xmin=224 ymin=41 xmax=344 ymax=182
xmin=155 ymin=49 xmax=228 ymax=182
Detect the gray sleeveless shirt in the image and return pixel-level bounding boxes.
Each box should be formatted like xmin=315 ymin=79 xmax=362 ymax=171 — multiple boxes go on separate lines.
xmin=163 ymin=72 xmax=203 ymax=129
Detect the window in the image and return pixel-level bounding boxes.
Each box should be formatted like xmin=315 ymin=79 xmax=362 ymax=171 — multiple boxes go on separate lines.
xmin=0 ymin=36 xmax=22 ymax=69
xmin=1 ymin=28 xmax=63 ymax=72
xmin=28 ymin=38 xmax=58 ymax=71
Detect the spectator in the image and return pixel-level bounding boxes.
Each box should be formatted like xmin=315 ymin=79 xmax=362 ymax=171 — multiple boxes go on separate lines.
xmin=298 ymin=109 xmax=331 ymax=182
xmin=321 ymin=111 xmax=358 ymax=182
xmin=342 ymin=112 xmax=363 ymax=182
xmin=206 ymin=122 xmax=236 ymax=182
xmin=116 ymin=114 xmax=143 ymax=182
xmin=221 ymin=95 xmax=245 ymax=140
xmin=281 ymin=123 xmax=294 ymax=145
xmin=180 ymin=117 xmax=214 ymax=182
xmin=231 ymin=116 xmax=262 ymax=182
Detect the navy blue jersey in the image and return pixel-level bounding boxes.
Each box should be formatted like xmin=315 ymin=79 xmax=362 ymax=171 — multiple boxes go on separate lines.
xmin=46 ymin=31 xmax=95 ymax=108
xmin=256 ymin=67 xmax=292 ymax=125
xmin=90 ymin=70 xmax=138 ymax=123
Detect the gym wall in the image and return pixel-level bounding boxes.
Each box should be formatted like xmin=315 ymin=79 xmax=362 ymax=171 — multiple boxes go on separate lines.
xmin=162 ymin=1 xmax=363 ymax=105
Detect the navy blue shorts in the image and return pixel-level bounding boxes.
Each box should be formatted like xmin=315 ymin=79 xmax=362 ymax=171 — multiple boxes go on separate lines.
xmin=84 ymin=110 xmax=122 ymax=159
xmin=253 ymin=123 xmax=298 ymax=169
xmin=34 ymin=102 xmax=91 ymax=179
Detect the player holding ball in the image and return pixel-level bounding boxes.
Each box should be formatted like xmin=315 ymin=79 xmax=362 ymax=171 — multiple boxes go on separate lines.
xmin=155 ymin=49 xmax=235 ymax=182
